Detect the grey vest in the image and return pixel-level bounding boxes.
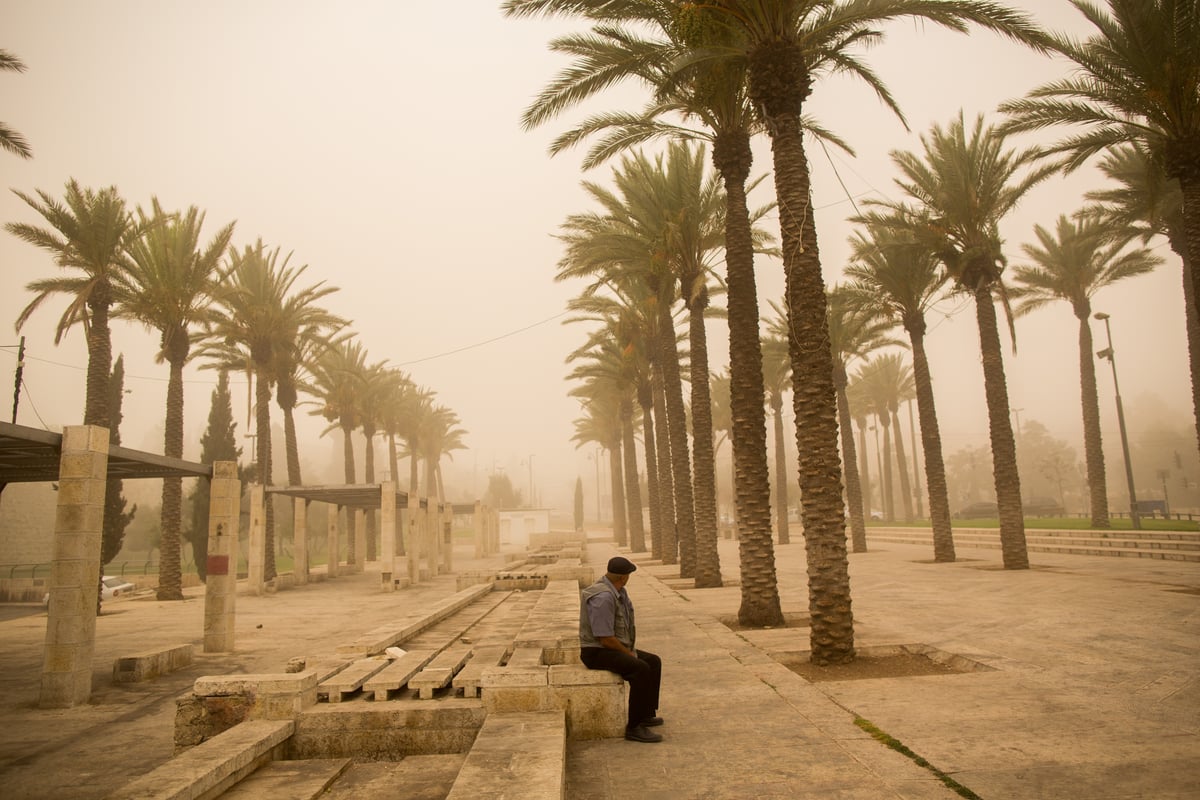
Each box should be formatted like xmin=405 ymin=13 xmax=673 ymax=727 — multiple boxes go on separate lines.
xmin=579 ymin=578 xmax=635 ymax=650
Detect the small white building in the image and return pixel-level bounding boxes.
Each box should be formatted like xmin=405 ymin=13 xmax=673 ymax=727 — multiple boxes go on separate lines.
xmin=497 ymin=508 xmax=552 ymax=549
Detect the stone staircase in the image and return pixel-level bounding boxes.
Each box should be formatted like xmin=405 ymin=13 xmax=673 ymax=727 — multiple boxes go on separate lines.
xmin=865 ymin=526 xmax=1200 ymax=562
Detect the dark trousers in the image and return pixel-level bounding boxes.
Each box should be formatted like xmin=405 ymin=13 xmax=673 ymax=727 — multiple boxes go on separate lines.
xmin=581 ymin=647 xmax=662 ymax=728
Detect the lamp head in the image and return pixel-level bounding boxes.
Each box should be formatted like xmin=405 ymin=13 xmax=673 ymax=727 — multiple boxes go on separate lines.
xmin=1094 ymin=312 xmax=1110 ymax=321
xmin=1097 ymin=347 xmax=1113 ymax=360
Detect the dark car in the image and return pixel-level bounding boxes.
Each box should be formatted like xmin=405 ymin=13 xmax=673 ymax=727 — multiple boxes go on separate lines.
xmin=1024 ymin=496 xmax=1065 ymax=517
xmin=953 ymin=501 xmax=998 ymax=519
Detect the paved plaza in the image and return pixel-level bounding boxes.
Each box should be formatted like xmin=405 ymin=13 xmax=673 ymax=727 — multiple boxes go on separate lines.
xmin=0 ymin=531 xmax=1196 ymax=799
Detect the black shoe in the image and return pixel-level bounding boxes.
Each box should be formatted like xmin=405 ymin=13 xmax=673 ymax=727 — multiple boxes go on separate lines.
xmin=625 ymin=724 xmax=663 ymax=743
xmin=642 ymin=716 xmax=664 ymax=727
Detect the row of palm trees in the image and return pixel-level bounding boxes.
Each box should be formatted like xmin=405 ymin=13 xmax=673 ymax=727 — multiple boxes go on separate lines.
xmin=507 ymin=0 xmax=1198 ymax=665
xmin=7 ymin=182 xmax=465 ymax=600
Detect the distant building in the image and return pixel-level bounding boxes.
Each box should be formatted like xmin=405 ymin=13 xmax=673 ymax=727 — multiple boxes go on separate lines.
xmin=497 ymin=508 xmax=551 ymax=549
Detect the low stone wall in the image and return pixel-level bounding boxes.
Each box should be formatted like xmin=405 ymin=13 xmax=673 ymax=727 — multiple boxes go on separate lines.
xmin=288 ymin=700 xmax=487 ymax=759
xmin=480 ymin=662 xmax=624 ymax=740
xmin=112 ymin=643 xmax=194 ymax=683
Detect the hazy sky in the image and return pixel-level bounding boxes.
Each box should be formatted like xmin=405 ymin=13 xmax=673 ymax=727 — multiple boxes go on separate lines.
xmin=1 ymin=1 xmax=1191 ymax=513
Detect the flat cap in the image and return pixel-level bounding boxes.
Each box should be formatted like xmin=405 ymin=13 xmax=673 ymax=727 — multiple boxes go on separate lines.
xmin=607 ymin=556 xmax=637 ymax=575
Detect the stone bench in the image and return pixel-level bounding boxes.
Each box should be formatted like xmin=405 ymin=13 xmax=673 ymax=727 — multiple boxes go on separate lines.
xmin=451 ymin=645 xmax=509 ymax=698
xmin=445 ymin=711 xmax=566 ymax=800
xmin=113 ymin=643 xmax=194 ymax=683
xmin=335 ymin=582 xmax=493 ymax=657
xmin=106 ymin=719 xmax=293 ymax=800
xmin=480 ymin=662 xmax=624 ymax=740
xmin=408 ymin=643 xmax=473 ymax=699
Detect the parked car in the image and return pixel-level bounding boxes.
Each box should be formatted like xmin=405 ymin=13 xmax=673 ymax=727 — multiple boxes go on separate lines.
xmin=43 ymin=575 xmax=137 ymax=608
xmin=1024 ymin=496 xmax=1065 ymax=517
xmin=953 ymin=501 xmax=998 ymax=519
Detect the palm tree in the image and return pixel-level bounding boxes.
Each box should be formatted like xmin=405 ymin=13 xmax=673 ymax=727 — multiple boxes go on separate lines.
xmin=306 ymin=339 xmax=369 ymax=565
xmin=573 ymin=389 xmax=627 ymax=539
xmin=204 ymin=239 xmax=338 ymax=580
xmin=118 ymin=200 xmax=234 ymax=600
xmin=1 ymin=50 xmax=32 ymax=159
xmin=1086 ymin=143 xmax=1200 ymax=450
xmin=504 ymin=0 xmax=775 ymax=614
xmin=420 ymin=405 xmax=467 ymax=504
xmin=698 ymin=0 xmax=1045 ymax=661
xmin=997 ymin=0 xmax=1200 ymax=332
xmin=862 ymin=113 xmax=1057 ymax=570
xmin=846 ymin=223 xmax=956 ymax=560
xmin=275 ymin=319 xmax=349 ymax=488
xmin=358 ymin=360 xmax=396 ymax=561
xmin=10 ymin=181 xmax=142 ymax=427
xmin=812 ymin=289 xmax=895 ymax=552
xmin=1010 ymin=213 xmax=1161 ymax=528
xmin=760 ymin=320 xmax=792 ymax=547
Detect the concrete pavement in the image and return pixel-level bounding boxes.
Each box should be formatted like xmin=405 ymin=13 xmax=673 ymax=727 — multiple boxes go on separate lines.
xmin=0 ymin=532 xmax=1196 ymax=799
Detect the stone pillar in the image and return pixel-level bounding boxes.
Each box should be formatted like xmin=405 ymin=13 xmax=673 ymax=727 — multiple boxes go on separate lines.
xmin=326 ymin=504 xmax=340 ymax=578
xmin=354 ymin=508 xmax=366 ymax=573
xmin=491 ymin=508 xmax=500 ymax=555
xmin=204 ymin=461 xmax=240 ymax=653
xmin=380 ymin=482 xmax=396 ymax=592
xmin=407 ymin=493 xmax=420 ymax=585
xmin=40 ymin=425 xmax=108 ymax=709
xmin=247 ymin=484 xmax=265 ymax=595
xmin=293 ymin=497 xmax=308 ymax=587
xmin=473 ymin=500 xmax=484 ymax=560
xmin=425 ymin=502 xmax=439 ymax=574
xmin=442 ymin=504 xmax=454 ymax=574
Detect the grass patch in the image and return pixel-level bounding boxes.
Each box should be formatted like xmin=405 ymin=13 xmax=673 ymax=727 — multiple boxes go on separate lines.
xmin=855 ymin=717 xmax=981 ymax=799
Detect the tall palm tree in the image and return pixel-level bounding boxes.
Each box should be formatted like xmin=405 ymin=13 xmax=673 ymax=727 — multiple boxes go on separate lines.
xmin=1010 ymin=212 xmax=1161 ymax=528
xmin=205 ymin=240 xmax=338 ymax=579
xmin=118 ymin=200 xmax=234 ymax=600
xmin=856 ymin=356 xmax=899 ymax=522
xmin=10 ymin=181 xmax=142 ymax=427
xmin=846 ymin=223 xmax=956 ymax=560
xmin=1087 ymin=143 xmax=1200 ymax=450
xmin=862 ymin=113 xmax=1057 ymax=569
xmin=697 ymin=0 xmax=1045 ymax=662
xmin=812 ymin=290 xmax=895 ymax=552
xmin=504 ymin=0 xmax=776 ymax=614
xmin=307 ymin=339 xmax=369 ymax=564
xmin=573 ymin=389 xmax=627 ymax=539
xmin=420 ymin=404 xmax=467 ymax=504
xmin=275 ymin=319 xmax=348 ymax=488
xmin=997 ymin=0 xmax=1200 ymax=332
xmin=1 ymin=50 xmax=32 ymax=159
xmin=760 ymin=321 xmax=792 ymax=547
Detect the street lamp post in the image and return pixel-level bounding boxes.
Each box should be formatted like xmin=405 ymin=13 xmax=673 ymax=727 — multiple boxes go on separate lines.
xmin=1094 ymin=312 xmax=1141 ymax=529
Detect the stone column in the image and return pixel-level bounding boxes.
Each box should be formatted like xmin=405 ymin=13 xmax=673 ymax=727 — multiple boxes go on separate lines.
xmin=380 ymin=482 xmax=396 ymax=592
xmin=442 ymin=504 xmax=454 ymax=574
xmin=40 ymin=425 xmax=108 ymax=709
xmin=326 ymin=504 xmax=340 ymax=578
xmin=473 ymin=500 xmax=483 ymax=560
xmin=204 ymin=461 xmax=240 ymax=653
xmin=247 ymin=484 xmax=265 ymax=595
xmin=354 ymin=508 xmax=366 ymax=573
xmin=293 ymin=497 xmax=308 ymax=587
xmin=425 ymin=502 xmax=438 ymax=574
xmin=407 ymin=493 xmax=420 ymax=585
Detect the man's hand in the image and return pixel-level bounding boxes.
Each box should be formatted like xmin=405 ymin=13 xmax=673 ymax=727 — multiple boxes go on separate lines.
xmin=597 ymin=636 xmax=634 ymax=657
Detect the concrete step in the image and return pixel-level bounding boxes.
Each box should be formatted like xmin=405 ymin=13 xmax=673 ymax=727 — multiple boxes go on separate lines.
xmin=221 ymin=758 xmax=351 ymax=799
xmin=865 ymin=529 xmax=1200 ymax=561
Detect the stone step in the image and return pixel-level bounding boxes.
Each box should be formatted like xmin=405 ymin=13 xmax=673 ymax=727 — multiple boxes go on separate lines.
xmin=311 ymin=754 xmax=466 ymax=799
xmin=221 ymin=758 xmax=351 ymax=800
xmin=363 ymin=649 xmax=437 ymax=701
xmin=865 ymin=531 xmax=1200 ymax=561
xmin=318 ymin=657 xmax=391 ymax=703
xmin=445 ymin=710 xmax=566 ymax=800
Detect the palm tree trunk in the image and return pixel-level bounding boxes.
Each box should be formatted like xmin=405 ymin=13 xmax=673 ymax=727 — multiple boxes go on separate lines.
xmin=157 ymin=356 xmax=185 ymax=600
xmin=890 ymin=407 xmax=914 ymax=521
xmin=973 ymin=285 xmax=1027 ymax=569
xmin=84 ymin=293 xmax=112 ymax=429
xmin=713 ymin=130 xmax=780 ymax=625
xmin=1175 ymin=240 xmax=1200 ymax=456
xmin=909 ymin=326 xmax=955 ymax=562
xmin=857 ymin=419 xmax=873 ymax=523
xmin=880 ymin=415 xmax=895 ymax=522
xmin=640 ymin=394 xmax=662 ymax=556
xmin=364 ymin=428 xmax=377 ymax=561
xmin=908 ymin=401 xmax=924 ymax=519
xmin=620 ymin=397 xmax=646 ymax=553
xmin=650 ymin=355 xmax=676 ymax=564
xmin=608 ymin=442 xmax=627 ymax=547
xmin=342 ymin=422 xmax=356 ymax=566
xmin=1181 ymin=174 xmax=1200 ymax=456
xmin=282 ymin=406 xmax=302 ymax=485
xmin=687 ymin=295 xmax=722 ymax=587
xmin=255 ymin=369 xmax=277 ymax=580
xmin=658 ymin=301 xmax=696 ymax=577
xmin=388 ymin=432 xmax=404 ymax=556
xmin=1077 ymin=311 xmax=1110 ymax=528
xmin=835 ymin=371 xmax=867 ymax=553
xmin=771 ymin=394 xmax=790 ymax=545
xmin=768 ymin=105 xmax=853 ymax=663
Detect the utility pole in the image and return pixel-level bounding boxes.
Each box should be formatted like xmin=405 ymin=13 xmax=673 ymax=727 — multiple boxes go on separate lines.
xmin=10 ymin=336 xmax=24 ymax=423
xmin=1094 ymin=312 xmax=1141 ymax=529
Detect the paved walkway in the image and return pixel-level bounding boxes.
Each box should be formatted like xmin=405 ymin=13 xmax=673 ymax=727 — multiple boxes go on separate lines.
xmin=0 ymin=534 xmax=1197 ymax=799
